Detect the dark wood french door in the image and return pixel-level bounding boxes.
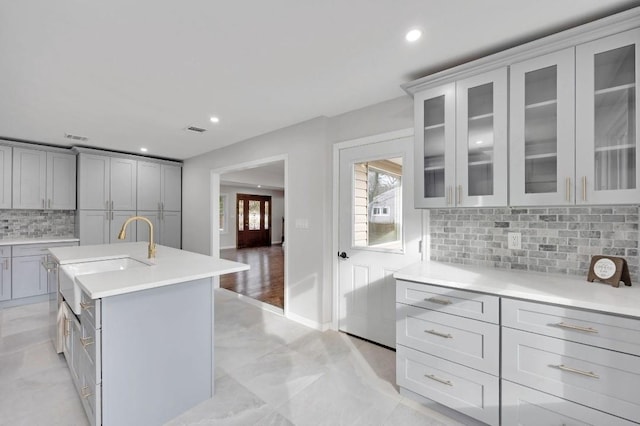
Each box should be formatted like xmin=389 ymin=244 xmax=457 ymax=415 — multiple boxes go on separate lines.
xmin=236 ymin=194 xmax=272 ymax=249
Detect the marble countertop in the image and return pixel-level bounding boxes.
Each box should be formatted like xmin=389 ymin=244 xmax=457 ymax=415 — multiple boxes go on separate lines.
xmin=49 ymin=242 xmax=249 ymax=299
xmin=0 ymin=237 xmax=79 ymax=246
xmin=395 ymin=261 xmax=640 ymax=318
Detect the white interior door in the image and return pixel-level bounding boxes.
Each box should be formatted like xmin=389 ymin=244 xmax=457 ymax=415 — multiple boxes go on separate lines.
xmin=338 ymin=136 xmax=422 ymax=348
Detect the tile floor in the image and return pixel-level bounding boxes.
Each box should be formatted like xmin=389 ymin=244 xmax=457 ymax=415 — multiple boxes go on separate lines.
xmin=0 ymin=289 xmax=460 ymax=425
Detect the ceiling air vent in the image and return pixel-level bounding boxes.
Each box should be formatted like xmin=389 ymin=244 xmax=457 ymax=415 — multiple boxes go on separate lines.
xmin=186 ymin=126 xmax=207 ymax=133
xmin=64 ymin=133 xmax=89 ymax=142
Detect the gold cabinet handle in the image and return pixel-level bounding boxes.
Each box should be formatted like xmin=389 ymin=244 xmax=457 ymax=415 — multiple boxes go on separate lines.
xmin=425 ymin=374 xmax=453 ymax=386
xmin=445 ymin=186 xmax=450 ymax=205
xmin=553 ymin=322 xmax=598 ymax=333
xmin=552 ymin=364 xmax=599 ymax=379
xmin=80 ymin=386 xmax=93 ymax=399
xmin=456 ymin=185 xmax=462 ymax=205
xmin=80 ymin=302 xmax=93 ymax=311
xmin=425 ymin=297 xmax=452 ymax=305
xmin=80 ymin=336 xmax=94 ymax=347
xmin=565 ymin=178 xmax=571 ymax=202
xmin=425 ymin=329 xmax=453 ymax=339
xmin=582 ymin=176 xmax=587 ymax=201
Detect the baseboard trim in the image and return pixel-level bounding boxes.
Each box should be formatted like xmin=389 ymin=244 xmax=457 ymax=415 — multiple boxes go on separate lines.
xmin=217 ymin=288 xmax=284 ymax=315
xmin=286 ymin=311 xmax=330 ymax=331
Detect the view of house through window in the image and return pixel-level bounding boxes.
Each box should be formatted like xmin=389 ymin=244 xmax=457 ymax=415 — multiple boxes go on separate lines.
xmin=353 ymin=157 xmax=402 ymax=250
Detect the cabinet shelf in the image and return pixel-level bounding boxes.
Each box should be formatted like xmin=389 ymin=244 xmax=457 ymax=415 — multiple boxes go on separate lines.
xmin=594 ymin=143 xmax=636 ymax=152
xmin=424 ymin=166 xmax=445 ymax=172
xmin=525 ymin=152 xmax=558 ymax=160
xmin=469 ymin=113 xmax=494 ymax=121
xmin=525 ymin=99 xmax=557 ymax=110
xmin=468 ymin=160 xmax=493 ymax=166
xmin=424 ymin=123 xmax=445 ymax=131
xmin=595 ymin=83 xmax=635 ymax=96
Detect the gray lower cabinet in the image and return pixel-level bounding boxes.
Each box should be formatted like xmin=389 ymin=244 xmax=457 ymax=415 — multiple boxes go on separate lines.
xmin=12 ymin=254 xmax=47 ymax=299
xmin=397 ymin=280 xmax=640 ymax=425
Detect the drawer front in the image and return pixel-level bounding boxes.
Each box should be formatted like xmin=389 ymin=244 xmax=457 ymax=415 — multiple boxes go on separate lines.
xmin=397 ymin=344 xmax=499 ymax=426
xmin=80 ymin=290 xmax=101 ymax=329
xmin=79 ymin=351 xmax=101 ymax=426
xmin=0 ymin=246 xmax=10 ymax=257
xmin=397 ymin=304 xmax=499 ymax=374
xmin=80 ymin=320 xmax=101 ymax=383
xmin=396 ymin=280 xmax=499 ymax=323
xmin=503 ymin=298 xmax=640 ymax=356
xmin=502 ymin=328 xmax=640 ymax=423
xmin=502 ymin=380 xmax=635 ymax=426
xmin=12 ymin=241 xmax=78 ymax=257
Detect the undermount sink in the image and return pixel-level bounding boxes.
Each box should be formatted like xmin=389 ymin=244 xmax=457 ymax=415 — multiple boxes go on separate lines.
xmin=60 ymin=257 xmax=150 ymax=314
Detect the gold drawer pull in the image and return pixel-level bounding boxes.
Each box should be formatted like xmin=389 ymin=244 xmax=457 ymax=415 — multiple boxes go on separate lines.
xmin=552 ymin=364 xmax=599 ymax=379
xmin=425 ymin=329 xmax=453 ymax=339
xmin=80 ymin=386 xmax=93 ymax=399
xmin=425 ymin=374 xmax=453 ymax=386
xmin=80 ymin=337 xmax=94 ymax=348
xmin=553 ymin=322 xmax=598 ymax=334
xmin=425 ymin=297 xmax=452 ymax=305
xmin=80 ymin=302 xmax=93 ymax=311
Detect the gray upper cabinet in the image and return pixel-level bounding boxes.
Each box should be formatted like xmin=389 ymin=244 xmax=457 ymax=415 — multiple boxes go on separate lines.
xmin=510 ymin=48 xmax=576 ymax=206
xmin=13 ymin=148 xmax=76 ymax=210
xmin=576 ymin=28 xmax=640 ymax=205
xmin=78 ymin=153 xmax=136 ymax=211
xmin=0 ymin=146 xmax=12 ymax=209
xmin=137 ymin=161 xmax=181 ymax=212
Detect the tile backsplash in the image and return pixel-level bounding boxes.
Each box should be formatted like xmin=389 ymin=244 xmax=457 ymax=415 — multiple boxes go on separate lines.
xmin=429 ymin=206 xmax=639 ymax=282
xmin=0 ymin=210 xmax=75 ymax=239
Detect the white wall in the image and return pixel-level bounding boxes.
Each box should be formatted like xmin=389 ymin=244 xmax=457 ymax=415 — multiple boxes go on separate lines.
xmin=182 ymin=96 xmax=413 ymax=328
xmin=219 ymin=185 xmax=285 ymax=249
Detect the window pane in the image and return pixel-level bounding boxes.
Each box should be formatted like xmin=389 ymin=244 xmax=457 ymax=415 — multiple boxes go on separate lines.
xmin=265 ymin=201 xmax=269 ymax=230
xmin=238 ymin=200 xmax=244 ymax=231
xmin=249 ymin=200 xmax=261 ymax=230
xmin=353 ymin=158 xmax=402 ymax=250
xmin=467 ymin=83 xmax=494 ymax=196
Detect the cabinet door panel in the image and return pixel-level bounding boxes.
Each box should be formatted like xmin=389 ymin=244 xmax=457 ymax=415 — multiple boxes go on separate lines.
xmin=576 ymin=28 xmax=640 ymax=204
xmin=414 ymin=84 xmax=456 ymax=208
xmin=135 ymin=211 xmax=160 ymax=245
xmin=12 ymin=255 xmax=46 ymax=299
xmin=79 ymin=211 xmax=110 ymax=246
xmin=0 ymin=146 xmax=12 ymax=209
xmin=0 ymin=257 xmax=10 ymax=301
xmin=456 ymin=68 xmax=508 ymax=206
xmin=161 ymin=165 xmax=182 ymax=211
xmin=110 ymin=158 xmax=137 ymax=210
xmin=78 ymin=154 xmax=110 ymax=210
xmin=161 ymin=211 xmax=181 ymax=248
xmin=13 ymin=148 xmax=46 ymax=209
xmin=137 ymin=161 xmax=161 ymax=211
xmin=510 ymin=48 xmax=576 ymax=206
xmin=110 ymin=211 xmax=137 ymax=243
xmin=47 ymin=152 xmax=76 ymax=210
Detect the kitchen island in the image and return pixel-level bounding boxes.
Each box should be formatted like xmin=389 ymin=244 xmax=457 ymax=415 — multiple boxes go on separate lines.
xmin=48 ymin=242 xmax=249 ymax=426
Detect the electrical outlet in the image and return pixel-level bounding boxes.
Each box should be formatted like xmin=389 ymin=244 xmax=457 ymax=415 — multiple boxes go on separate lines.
xmin=508 ymin=232 xmax=521 ymax=250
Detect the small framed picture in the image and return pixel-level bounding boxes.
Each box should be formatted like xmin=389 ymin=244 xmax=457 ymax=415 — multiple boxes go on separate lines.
xmin=587 ymin=255 xmax=632 ymax=288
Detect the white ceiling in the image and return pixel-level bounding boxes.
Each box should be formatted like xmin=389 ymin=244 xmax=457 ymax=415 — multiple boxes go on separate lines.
xmin=1 ymin=1 xmax=638 ymax=160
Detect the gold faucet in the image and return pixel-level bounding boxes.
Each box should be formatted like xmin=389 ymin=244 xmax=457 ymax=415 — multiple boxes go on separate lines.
xmin=118 ymin=216 xmax=156 ymax=259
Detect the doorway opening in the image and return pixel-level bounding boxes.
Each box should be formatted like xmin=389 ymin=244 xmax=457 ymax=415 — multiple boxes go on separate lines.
xmin=216 ymin=160 xmax=286 ymax=310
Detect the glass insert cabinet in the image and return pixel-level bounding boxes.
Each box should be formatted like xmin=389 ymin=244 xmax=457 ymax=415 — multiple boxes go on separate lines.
xmin=414 ymin=27 xmax=640 ymax=208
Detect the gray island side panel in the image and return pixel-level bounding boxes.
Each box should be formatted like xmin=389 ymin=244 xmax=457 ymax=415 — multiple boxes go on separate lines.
xmin=101 ymin=277 xmax=213 ymax=425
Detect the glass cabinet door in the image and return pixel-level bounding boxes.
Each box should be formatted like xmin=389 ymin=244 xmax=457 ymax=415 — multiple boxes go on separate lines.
xmin=576 ymin=28 xmax=640 ymax=204
xmin=414 ymin=83 xmax=456 ymax=208
xmin=455 ymin=68 xmax=508 ymax=207
xmin=509 ymin=48 xmax=575 ymax=206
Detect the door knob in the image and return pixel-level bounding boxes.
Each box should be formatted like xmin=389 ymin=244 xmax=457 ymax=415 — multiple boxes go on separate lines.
xmin=338 ymin=251 xmax=349 ymax=259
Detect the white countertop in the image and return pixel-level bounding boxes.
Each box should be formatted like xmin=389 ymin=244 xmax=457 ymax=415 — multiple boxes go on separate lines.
xmin=49 ymin=242 xmax=249 ymax=299
xmin=0 ymin=237 xmax=79 ymax=246
xmin=395 ymin=261 xmax=640 ymax=318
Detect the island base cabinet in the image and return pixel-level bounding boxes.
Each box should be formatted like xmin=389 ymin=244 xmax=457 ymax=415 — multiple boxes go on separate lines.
xmin=100 ymin=278 xmax=213 ymax=425
xmin=396 ymin=345 xmax=499 ymax=426
xmin=502 ymin=380 xmax=636 ymax=426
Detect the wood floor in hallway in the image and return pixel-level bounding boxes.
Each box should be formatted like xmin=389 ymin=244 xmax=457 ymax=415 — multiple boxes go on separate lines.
xmin=220 ymin=245 xmax=284 ymax=308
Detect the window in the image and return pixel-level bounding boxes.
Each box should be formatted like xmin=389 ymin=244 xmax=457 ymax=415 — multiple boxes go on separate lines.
xmin=219 ymin=194 xmax=228 ymax=233
xmin=353 ymin=158 xmax=403 ymax=250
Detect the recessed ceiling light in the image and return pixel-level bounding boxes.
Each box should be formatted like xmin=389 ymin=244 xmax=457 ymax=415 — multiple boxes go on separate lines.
xmin=475 ymin=140 xmax=483 ymax=145
xmin=210 ymin=116 xmax=220 ymax=123
xmin=405 ymin=29 xmax=422 ymax=42
xmin=140 ymin=147 xmax=148 ymax=152
xmin=257 ymin=185 xmax=262 ymax=188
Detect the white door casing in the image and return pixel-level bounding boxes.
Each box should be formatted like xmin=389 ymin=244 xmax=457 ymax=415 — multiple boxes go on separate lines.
xmin=337 ymin=135 xmax=422 ymax=348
